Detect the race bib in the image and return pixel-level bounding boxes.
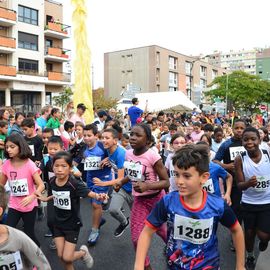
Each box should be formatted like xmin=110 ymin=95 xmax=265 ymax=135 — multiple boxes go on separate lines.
xmin=254 ymin=175 xmax=270 ymax=192
xmin=174 ymin=215 xmax=213 ymax=244
xmin=52 ymin=190 xmax=71 ymax=210
xmin=202 ymin=178 xmax=214 ymax=193
xmin=53 ymin=128 xmax=61 ymax=136
xmin=48 ymin=172 xmax=55 ymax=179
xmin=84 ymin=156 xmax=101 ymax=171
xmin=229 ymin=146 xmax=245 ymax=161
xmin=124 ymin=161 xmax=143 ymax=181
xmin=0 ymin=251 xmax=23 ymax=270
xmin=9 ymin=179 xmax=29 ymax=197
xmin=29 ymin=145 xmax=35 ymax=156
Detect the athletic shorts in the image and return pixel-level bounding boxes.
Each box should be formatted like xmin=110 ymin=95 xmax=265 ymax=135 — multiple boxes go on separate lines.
xmin=241 ymin=202 xmax=270 ymax=234
xmin=53 ymin=226 xmax=80 ymax=244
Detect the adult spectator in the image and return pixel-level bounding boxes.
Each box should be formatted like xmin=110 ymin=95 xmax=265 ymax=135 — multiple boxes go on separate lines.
xmin=69 ymin=103 xmax=86 ymax=125
xmin=128 ymin=98 xmax=147 ymax=128
xmin=36 ymin=105 xmax=52 ymax=131
xmin=0 ymin=108 xmax=9 ymax=121
xmin=106 ymin=108 xmax=117 ymax=122
xmin=9 ymin=112 xmax=25 ymax=136
xmin=93 ymin=110 xmax=107 ymax=131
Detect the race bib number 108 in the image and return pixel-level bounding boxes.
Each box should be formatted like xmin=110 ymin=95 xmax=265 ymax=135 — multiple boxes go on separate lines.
xmin=174 ymin=215 xmax=213 ymax=244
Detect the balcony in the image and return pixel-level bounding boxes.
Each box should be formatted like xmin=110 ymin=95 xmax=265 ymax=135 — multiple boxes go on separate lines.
xmin=45 ymin=71 xmax=71 ymax=85
xmin=0 ymin=64 xmax=16 ymax=77
xmin=44 ymin=21 xmax=70 ymax=39
xmin=45 ymin=47 xmax=70 ymax=62
xmin=0 ymin=7 xmax=16 ymax=26
xmin=0 ymin=35 xmax=16 ymax=53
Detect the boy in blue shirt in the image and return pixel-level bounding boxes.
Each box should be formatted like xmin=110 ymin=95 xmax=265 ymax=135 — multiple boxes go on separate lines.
xmin=83 ymin=124 xmax=112 ymax=245
xmin=93 ymin=128 xmax=133 ymax=237
xmin=135 ymin=144 xmax=245 ymax=270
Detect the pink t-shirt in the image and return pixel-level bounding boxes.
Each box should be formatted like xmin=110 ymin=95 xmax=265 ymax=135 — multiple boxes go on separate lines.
xmin=125 ymin=149 xmax=161 ymax=197
xmin=190 ymin=130 xmax=204 ymax=143
xmin=2 ymin=159 xmax=40 ymax=212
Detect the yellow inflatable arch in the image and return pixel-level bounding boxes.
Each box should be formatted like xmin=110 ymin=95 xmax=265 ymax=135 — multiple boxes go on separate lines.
xmin=71 ymin=0 xmax=93 ymax=123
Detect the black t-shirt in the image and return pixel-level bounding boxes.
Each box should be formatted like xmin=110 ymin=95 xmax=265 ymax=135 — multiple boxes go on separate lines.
xmin=48 ymin=175 xmax=90 ymax=230
xmin=24 ymin=135 xmax=43 ymax=162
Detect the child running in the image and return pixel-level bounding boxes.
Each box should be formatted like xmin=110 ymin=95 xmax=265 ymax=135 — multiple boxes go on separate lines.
xmin=38 ymin=151 xmax=107 ymax=270
xmin=0 ymin=133 xmax=45 ymax=246
xmin=235 ymin=127 xmax=270 ymax=269
xmin=94 ymin=128 xmax=133 ymax=237
xmin=116 ymin=123 xmax=169 ymax=270
xmin=134 ymin=144 xmax=245 ymax=270
xmin=165 ymin=132 xmax=186 ymax=192
xmin=0 ymin=184 xmax=51 ymax=270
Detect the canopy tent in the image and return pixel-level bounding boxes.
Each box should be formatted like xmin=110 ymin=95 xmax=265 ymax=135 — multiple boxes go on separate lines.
xmin=134 ymin=91 xmax=201 ymax=112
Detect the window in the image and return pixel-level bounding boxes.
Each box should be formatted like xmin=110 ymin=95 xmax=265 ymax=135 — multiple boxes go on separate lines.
xmin=169 ymin=72 xmax=178 ymax=86
xmin=200 ymin=66 xmax=207 ymax=77
xmin=185 ymin=62 xmax=192 ymax=74
xmin=212 ymin=69 xmax=218 ymax=79
xmin=19 ymin=58 xmax=38 ymax=73
xmin=18 ymin=5 xmax=38 ymax=25
xmin=46 ymin=39 xmax=53 ymax=48
xmin=200 ymin=78 xmax=207 ymax=89
xmin=169 ymin=56 xmax=177 ymax=70
xmin=18 ymin=32 xmax=38 ymax=51
xmin=156 ymin=51 xmax=160 ymax=65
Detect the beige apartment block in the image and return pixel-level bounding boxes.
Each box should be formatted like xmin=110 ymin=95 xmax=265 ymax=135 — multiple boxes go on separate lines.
xmin=104 ymin=45 xmax=226 ymax=106
xmin=0 ymin=0 xmax=71 ymax=112
xmin=205 ymin=49 xmax=258 ymax=75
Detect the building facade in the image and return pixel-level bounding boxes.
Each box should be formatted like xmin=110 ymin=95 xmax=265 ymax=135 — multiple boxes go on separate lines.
xmin=256 ymin=48 xmax=270 ymax=81
xmin=205 ymin=49 xmax=258 ymax=75
xmin=104 ymin=45 xmax=226 ymax=106
xmin=0 ymin=0 xmax=71 ymax=112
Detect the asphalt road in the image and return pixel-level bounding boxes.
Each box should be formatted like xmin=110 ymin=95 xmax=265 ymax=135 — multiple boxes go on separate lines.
xmin=31 ymin=198 xmax=245 ymax=270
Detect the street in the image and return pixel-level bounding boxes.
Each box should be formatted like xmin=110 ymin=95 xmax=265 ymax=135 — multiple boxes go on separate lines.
xmin=33 ymin=198 xmax=242 ymax=270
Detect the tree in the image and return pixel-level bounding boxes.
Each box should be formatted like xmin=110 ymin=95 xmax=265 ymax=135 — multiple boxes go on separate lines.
xmin=52 ymin=86 xmax=73 ymax=112
xmin=205 ymin=71 xmax=270 ymax=114
xmin=92 ymin=88 xmax=118 ymax=110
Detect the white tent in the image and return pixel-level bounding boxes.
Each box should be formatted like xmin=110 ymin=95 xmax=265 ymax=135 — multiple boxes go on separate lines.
xmin=134 ymin=91 xmax=201 ymax=112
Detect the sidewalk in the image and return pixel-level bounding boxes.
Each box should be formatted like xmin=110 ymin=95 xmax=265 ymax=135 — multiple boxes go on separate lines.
xmin=256 ymin=245 xmax=270 ymax=270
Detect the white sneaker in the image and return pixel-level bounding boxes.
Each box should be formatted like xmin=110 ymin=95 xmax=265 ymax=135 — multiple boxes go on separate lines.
xmin=80 ymin=245 xmax=94 ymax=269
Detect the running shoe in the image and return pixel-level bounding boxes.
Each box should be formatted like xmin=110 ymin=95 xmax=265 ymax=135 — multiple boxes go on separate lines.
xmin=245 ymin=256 xmax=255 ymax=270
xmin=259 ymin=241 xmax=268 ymax=252
xmin=88 ymin=230 xmax=100 ymax=245
xmin=80 ymin=245 xmax=94 ymax=269
xmin=114 ymin=217 xmax=129 ymax=237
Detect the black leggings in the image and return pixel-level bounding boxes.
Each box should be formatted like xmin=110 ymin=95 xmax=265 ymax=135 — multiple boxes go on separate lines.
xmin=6 ymin=207 xmax=40 ymax=246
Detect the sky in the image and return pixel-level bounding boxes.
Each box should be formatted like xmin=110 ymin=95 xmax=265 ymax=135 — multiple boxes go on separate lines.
xmin=62 ymin=0 xmax=270 ymax=88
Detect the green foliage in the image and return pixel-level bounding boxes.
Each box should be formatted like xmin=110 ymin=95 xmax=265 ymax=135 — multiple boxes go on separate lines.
xmin=205 ymin=71 xmax=270 ymax=113
xmin=93 ymin=88 xmax=118 ymax=110
xmin=52 ymin=86 xmax=73 ymax=112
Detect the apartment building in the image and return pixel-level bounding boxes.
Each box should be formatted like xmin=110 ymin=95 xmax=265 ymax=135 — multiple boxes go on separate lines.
xmin=0 ymin=0 xmax=71 ymax=112
xmin=204 ymin=49 xmax=258 ymax=75
xmin=256 ymin=48 xmax=270 ymax=81
xmin=104 ymin=45 xmax=226 ymax=106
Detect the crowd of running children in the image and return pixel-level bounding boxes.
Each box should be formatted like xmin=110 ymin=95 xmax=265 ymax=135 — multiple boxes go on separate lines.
xmin=0 ymin=104 xmax=270 ymax=270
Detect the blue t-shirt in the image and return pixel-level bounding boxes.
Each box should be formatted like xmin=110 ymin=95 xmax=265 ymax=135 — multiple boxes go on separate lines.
xmin=108 ymin=145 xmax=132 ymax=193
xmin=36 ymin=117 xmax=47 ymax=131
xmin=128 ymin=106 xmax=143 ymax=127
xmin=84 ymin=141 xmax=112 ymax=189
xmin=146 ymin=190 xmax=237 ymax=270
xmin=202 ymin=161 xmax=227 ymax=197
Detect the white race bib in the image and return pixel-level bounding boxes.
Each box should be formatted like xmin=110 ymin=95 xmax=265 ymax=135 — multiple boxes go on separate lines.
xmin=124 ymin=161 xmax=143 ymax=181
xmin=52 ymin=190 xmax=71 ymax=210
xmin=9 ymin=179 xmax=29 ymax=197
xmin=29 ymin=145 xmax=35 ymax=156
xmin=84 ymin=156 xmax=101 ymax=171
xmin=202 ymin=178 xmax=215 ymax=194
xmin=53 ymin=128 xmax=61 ymax=136
xmin=48 ymin=172 xmax=55 ymax=179
xmin=0 ymin=251 xmax=23 ymax=270
xmin=254 ymin=175 xmax=270 ymax=192
xmin=229 ymin=146 xmax=245 ymax=161
xmin=174 ymin=215 xmax=213 ymax=244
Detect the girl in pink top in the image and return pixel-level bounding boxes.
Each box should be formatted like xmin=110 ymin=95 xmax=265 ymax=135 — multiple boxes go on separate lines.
xmin=117 ymin=123 xmax=169 ymax=270
xmin=0 ymin=133 xmax=44 ymax=246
